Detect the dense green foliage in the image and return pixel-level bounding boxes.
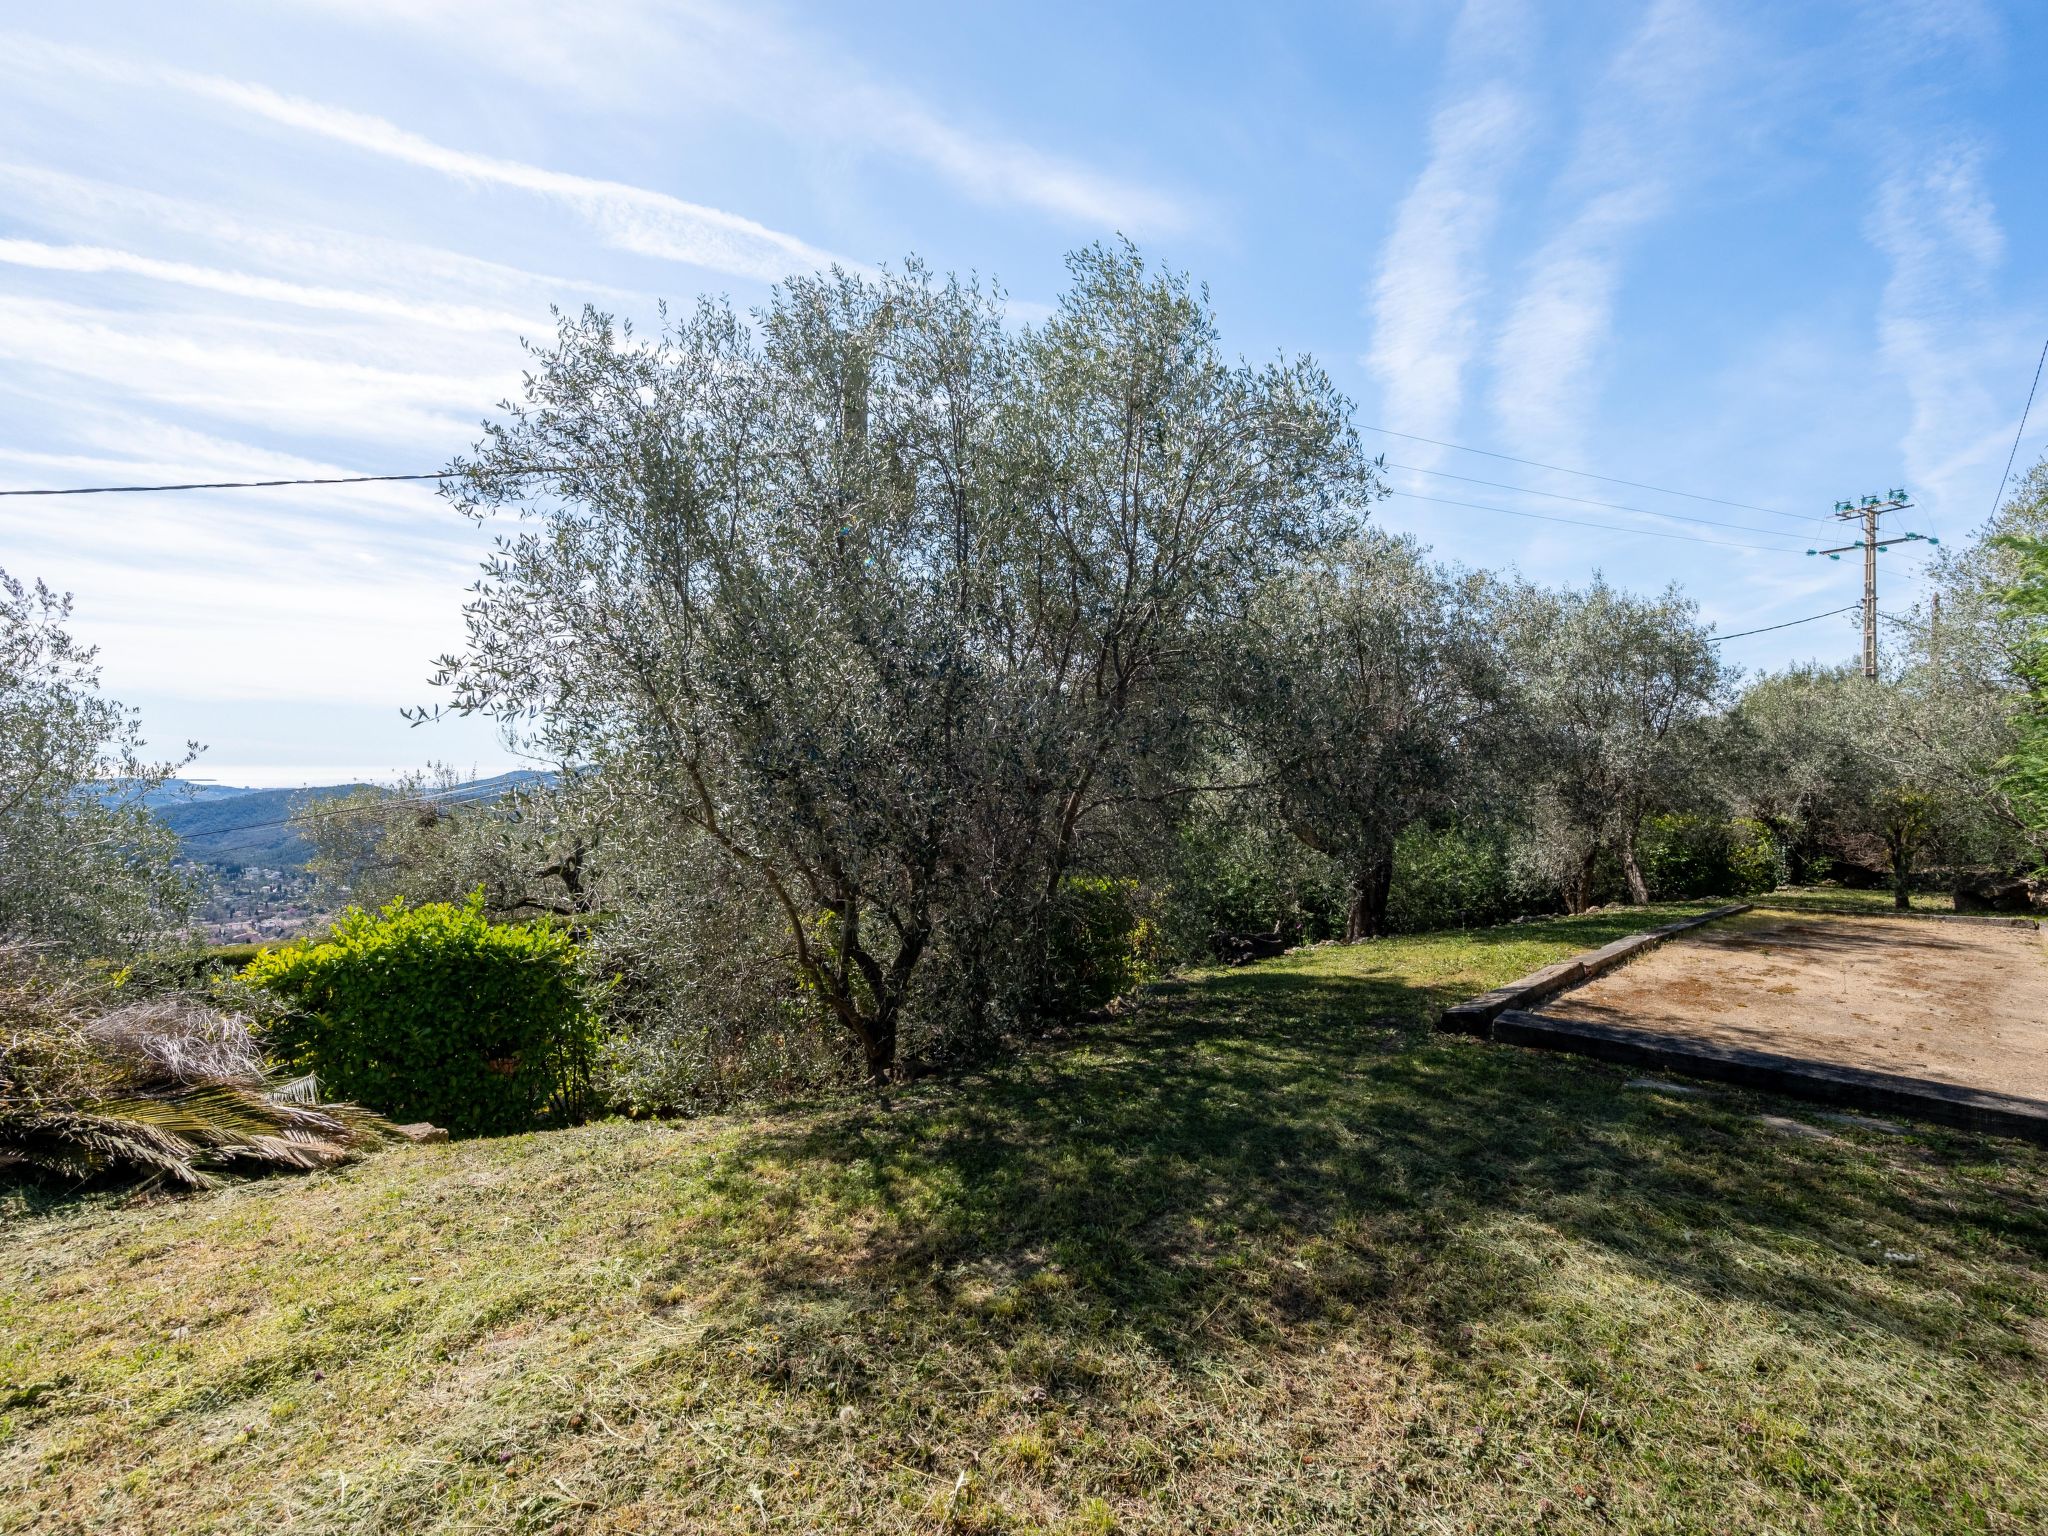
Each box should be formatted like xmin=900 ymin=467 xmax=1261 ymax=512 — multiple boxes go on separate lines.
xmin=1639 ymin=814 xmax=1783 ymax=900
xmin=1383 ymin=823 xmax=1535 ymax=932
xmin=1997 ymin=531 xmax=2048 ymax=836
xmin=1040 ymin=875 xmax=1154 ymax=1015
xmin=243 ymin=895 xmax=599 ymax=1136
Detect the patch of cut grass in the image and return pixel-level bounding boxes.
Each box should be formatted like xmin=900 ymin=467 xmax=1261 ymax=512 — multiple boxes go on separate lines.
xmin=4 ymin=902 xmax=2045 ymax=1534
xmin=1754 ymin=885 xmax=1958 ymax=916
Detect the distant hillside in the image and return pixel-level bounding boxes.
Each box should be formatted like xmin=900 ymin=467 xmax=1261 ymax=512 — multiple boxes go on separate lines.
xmin=156 ymin=771 xmax=552 ymax=872
xmin=157 ymin=784 xmax=369 ymax=870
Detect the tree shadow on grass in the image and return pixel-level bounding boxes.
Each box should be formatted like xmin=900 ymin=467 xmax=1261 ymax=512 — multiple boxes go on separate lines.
xmin=680 ymin=950 xmax=2048 ymax=1397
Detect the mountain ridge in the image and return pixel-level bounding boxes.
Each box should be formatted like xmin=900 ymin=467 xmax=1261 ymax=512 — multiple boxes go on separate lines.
xmin=156 ymin=770 xmax=552 ymax=871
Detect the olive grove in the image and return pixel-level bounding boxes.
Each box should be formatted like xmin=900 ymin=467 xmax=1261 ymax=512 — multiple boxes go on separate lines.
xmin=9 ymin=245 xmax=2041 ymax=1104
xmin=388 ymin=235 xmax=2048 ymax=1087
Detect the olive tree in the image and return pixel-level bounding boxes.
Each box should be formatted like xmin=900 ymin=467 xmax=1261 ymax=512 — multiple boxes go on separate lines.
xmin=1507 ymin=578 xmax=1724 ymax=909
xmin=0 ymin=570 xmax=193 ymax=953
xmin=1727 ymin=658 xmax=2020 ymax=906
xmin=427 ymin=245 xmax=1372 ymax=1077
xmin=1996 ymin=529 xmax=2048 ymax=832
xmin=1723 ymin=663 xmax=1878 ymax=878
xmin=1899 ymin=452 xmax=2048 ymax=858
xmin=292 ymin=766 xmax=600 ymax=920
xmin=1225 ymin=534 xmax=1503 ymax=939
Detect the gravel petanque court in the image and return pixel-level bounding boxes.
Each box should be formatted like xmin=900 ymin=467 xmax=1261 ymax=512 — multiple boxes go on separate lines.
xmin=1535 ymin=910 xmax=2048 ymax=1106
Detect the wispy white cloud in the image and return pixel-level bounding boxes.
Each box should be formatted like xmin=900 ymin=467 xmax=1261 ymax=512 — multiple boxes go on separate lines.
xmin=1 ymin=34 xmax=849 ymax=284
xmin=1849 ymin=0 xmax=2001 ymax=72
xmin=270 ymin=0 xmax=1193 ymax=235
xmin=1363 ymin=0 xmax=1534 ymax=445
xmin=0 ymin=239 xmax=536 ymax=332
xmin=0 ymin=162 xmax=642 ymax=319
xmin=1865 ymin=141 xmax=2013 ymax=533
xmin=1364 ymin=80 xmax=1530 ymax=443
xmin=1489 ymin=0 xmax=1729 ymax=456
xmin=0 ymin=295 xmax=508 ymax=448
xmin=1488 ymin=186 xmax=1666 ymax=455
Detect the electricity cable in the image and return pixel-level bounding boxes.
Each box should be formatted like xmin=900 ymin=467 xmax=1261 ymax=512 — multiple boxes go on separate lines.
xmin=1385 ymin=488 xmax=1808 ymax=553
xmin=1706 ymin=606 xmax=1860 ymax=643
xmin=1990 ymin=333 xmax=2048 ymax=520
xmin=0 ymin=466 xmax=569 ymax=497
xmin=1384 ymin=461 xmax=1812 ymax=542
xmin=1361 ymin=424 xmax=1829 ymax=523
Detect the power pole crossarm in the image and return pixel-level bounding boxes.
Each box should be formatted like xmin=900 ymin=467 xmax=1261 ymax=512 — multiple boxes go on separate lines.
xmin=1806 ymin=490 xmax=1935 ymax=679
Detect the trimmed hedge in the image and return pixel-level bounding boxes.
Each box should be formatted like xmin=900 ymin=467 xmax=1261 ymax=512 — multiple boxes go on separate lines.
xmin=242 ymin=894 xmax=598 ymax=1136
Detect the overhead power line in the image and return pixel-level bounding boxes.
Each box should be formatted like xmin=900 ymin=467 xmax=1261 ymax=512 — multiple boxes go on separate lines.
xmin=0 ymin=467 xmax=568 ymax=498
xmin=2 ymin=440 xmax=1823 ymax=534
xmin=0 ymin=451 xmax=1930 ymax=569
xmin=0 ymin=471 xmax=457 ymax=498
xmin=1362 ymin=424 xmax=1828 ymax=524
xmin=1990 ymin=333 xmax=2048 ymax=520
xmin=1707 ymin=605 xmax=1860 ymax=643
xmin=1384 ymin=488 xmax=1802 ymax=553
xmin=1384 ymin=461 xmax=1810 ymax=543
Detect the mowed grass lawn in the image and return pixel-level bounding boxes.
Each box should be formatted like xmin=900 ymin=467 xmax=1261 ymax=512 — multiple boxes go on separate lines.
xmin=1751 ymin=886 xmax=1957 ymax=916
xmin=5 ymin=904 xmax=2046 ymax=1535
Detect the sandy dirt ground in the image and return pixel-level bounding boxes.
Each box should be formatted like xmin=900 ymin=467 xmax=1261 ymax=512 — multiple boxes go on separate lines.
xmin=1541 ymin=911 xmax=2048 ymax=1101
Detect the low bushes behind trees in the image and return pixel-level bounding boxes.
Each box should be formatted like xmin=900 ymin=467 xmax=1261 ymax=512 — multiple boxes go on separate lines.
xmin=241 ymin=895 xmax=600 ymax=1137
xmin=1041 ymin=875 xmax=1156 ymax=1016
xmin=1639 ymin=814 xmax=1784 ymax=901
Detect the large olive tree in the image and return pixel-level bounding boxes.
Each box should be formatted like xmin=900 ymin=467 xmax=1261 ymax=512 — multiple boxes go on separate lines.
xmin=427 ymin=246 xmax=1373 ymax=1076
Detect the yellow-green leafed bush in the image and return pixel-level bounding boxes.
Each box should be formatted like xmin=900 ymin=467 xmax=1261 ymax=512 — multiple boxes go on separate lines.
xmin=242 ymin=893 xmax=599 ymax=1136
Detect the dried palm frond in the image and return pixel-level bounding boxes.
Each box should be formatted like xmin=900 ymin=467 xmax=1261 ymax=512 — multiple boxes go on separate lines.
xmin=84 ymin=996 xmax=267 ymax=1087
xmin=2 ymin=945 xmax=396 ymax=1189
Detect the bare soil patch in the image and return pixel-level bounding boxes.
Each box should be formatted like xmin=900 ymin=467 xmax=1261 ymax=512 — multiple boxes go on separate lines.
xmin=1542 ymin=911 xmax=2048 ymax=1102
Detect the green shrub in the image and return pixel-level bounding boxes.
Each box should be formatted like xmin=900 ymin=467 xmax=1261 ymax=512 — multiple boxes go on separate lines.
xmin=1386 ymin=825 xmax=1542 ymax=933
xmin=1041 ymin=875 xmax=1154 ymax=1015
xmin=1640 ymin=814 xmax=1783 ymax=899
xmin=241 ymin=894 xmax=599 ymax=1136
xmin=1154 ymin=812 xmax=1346 ymax=962
xmin=1726 ymin=817 xmax=1786 ymax=895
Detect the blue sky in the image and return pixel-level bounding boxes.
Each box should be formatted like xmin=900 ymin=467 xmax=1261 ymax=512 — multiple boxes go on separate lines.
xmin=1 ymin=0 xmax=2042 ymax=785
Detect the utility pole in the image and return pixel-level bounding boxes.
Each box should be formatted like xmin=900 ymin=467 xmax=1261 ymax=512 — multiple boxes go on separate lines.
xmin=1930 ymin=592 xmax=1941 ymax=684
xmin=1807 ymin=489 xmax=1936 ymax=679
